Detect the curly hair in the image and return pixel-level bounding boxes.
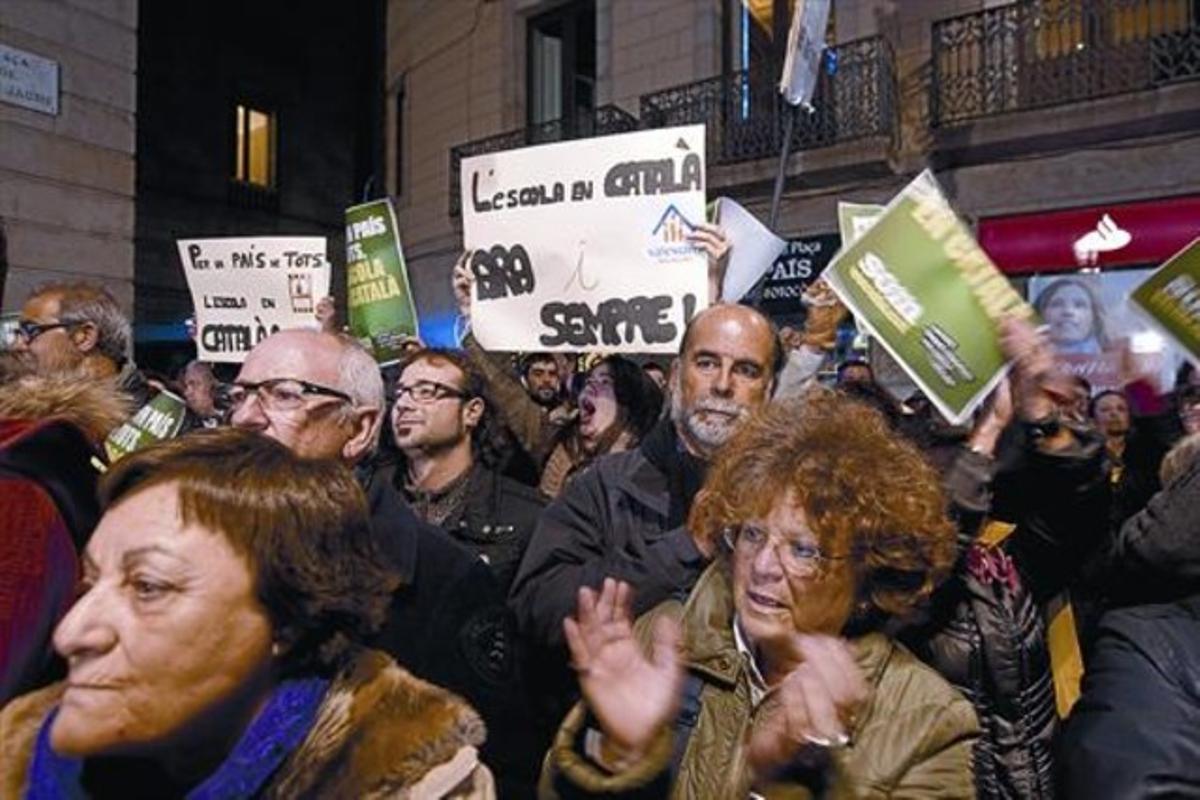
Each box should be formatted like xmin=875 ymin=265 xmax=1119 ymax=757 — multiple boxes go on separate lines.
xmin=689 ymin=388 xmax=956 ymax=631
xmin=99 ymin=428 xmax=399 ymax=678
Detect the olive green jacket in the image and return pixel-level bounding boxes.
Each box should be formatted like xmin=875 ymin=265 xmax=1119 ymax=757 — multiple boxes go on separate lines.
xmin=541 ymin=565 xmax=979 ymax=799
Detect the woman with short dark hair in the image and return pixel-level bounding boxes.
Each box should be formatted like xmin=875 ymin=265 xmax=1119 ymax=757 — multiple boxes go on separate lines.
xmin=0 ymin=428 xmax=494 ymax=798
xmin=541 ymin=391 xmax=977 ymax=798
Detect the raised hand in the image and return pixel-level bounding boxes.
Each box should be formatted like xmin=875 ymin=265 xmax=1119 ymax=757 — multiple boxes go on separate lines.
xmin=687 ymin=223 xmax=731 ymax=304
xmin=998 ymin=316 xmax=1073 ymax=422
xmin=563 ymin=578 xmax=684 ymax=755
xmin=798 ymin=280 xmax=849 ymax=351
xmin=748 ymin=635 xmax=869 ymax=778
xmin=451 ymin=251 xmax=475 ymax=322
xmin=315 ymin=295 xmax=338 ymax=333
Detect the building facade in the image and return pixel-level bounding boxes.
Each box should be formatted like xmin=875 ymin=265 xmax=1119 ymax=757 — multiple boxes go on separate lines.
xmin=388 ymin=0 xmax=1200 ymax=363
xmin=0 ymin=0 xmax=138 ymax=317
xmin=135 ymin=0 xmax=385 ymax=369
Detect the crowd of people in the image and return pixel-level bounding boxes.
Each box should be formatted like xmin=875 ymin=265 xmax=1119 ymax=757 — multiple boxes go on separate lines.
xmin=2 ymin=226 xmax=1200 ymax=798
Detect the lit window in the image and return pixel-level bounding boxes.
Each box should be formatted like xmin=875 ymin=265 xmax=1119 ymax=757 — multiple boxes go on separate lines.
xmin=234 ymin=103 xmax=275 ymax=188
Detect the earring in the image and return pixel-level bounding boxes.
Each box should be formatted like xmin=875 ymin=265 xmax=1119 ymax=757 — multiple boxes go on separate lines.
xmin=271 ymin=641 xmax=283 ymax=658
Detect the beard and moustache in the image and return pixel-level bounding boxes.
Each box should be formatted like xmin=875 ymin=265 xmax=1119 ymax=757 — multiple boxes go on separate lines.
xmin=671 ymin=390 xmax=748 ymax=453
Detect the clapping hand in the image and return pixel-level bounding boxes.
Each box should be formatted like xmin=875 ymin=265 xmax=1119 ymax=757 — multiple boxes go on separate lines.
xmin=747 ymin=635 xmax=869 ymax=778
xmin=563 ymin=578 xmax=684 ymax=756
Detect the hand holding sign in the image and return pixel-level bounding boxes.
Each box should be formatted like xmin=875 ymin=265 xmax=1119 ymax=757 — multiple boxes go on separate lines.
xmin=686 ymin=222 xmax=731 ymax=304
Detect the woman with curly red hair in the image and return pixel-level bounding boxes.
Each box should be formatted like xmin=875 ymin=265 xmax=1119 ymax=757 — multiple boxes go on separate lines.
xmin=540 ymin=390 xmax=978 ymax=798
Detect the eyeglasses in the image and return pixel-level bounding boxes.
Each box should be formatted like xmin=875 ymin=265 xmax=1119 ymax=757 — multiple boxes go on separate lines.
xmin=392 ymin=380 xmax=468 ymax=405
xmin=723 ymin=524 xmax=851 ymax=578
xmin=15 ymin=320 xmax=73 ymax=342
xmin=226 ymin=378 xmax=353 ymax=413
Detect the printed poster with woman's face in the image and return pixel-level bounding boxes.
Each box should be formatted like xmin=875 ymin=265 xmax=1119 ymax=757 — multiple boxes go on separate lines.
xmin=1029 ymin=270 xmax=1183 ymax=393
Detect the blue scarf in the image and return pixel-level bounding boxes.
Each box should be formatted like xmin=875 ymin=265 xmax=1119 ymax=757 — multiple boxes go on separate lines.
xmin=26 ymin=677 xmax=329 ymax=800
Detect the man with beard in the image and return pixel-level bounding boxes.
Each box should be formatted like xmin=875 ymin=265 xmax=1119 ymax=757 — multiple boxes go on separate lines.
xmin=521 ymin=352 xmax=563 ymax=408
xmin=385 ymin=348 xmax=545 ymax=593
xmin=509 ymin=303 xmax=783 ymax=649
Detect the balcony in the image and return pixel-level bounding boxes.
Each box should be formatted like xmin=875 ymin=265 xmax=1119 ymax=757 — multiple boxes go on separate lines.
xmin=932 ymin=0 xmax=1200 ymax=128
xmin=638 ymin=36 xmax=897 ymax=167
xmin=448 ymin=105 xmax=638 ymax=216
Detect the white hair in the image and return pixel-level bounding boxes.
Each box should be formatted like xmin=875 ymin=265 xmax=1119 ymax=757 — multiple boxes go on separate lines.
xmin=334 ymin=335 xmax=385 ymax=452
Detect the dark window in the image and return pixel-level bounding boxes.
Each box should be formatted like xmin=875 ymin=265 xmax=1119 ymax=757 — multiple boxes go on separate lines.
xmin=527 ymin=1 xmax=596 ymax=133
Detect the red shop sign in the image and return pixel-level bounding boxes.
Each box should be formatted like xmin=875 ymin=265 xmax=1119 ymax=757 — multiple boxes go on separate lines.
xmin=978 ymin=195 xmax=1200 ymax=275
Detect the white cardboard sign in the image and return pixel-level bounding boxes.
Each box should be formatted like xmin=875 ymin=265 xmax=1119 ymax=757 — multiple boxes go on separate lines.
xmin=461 ymin=125 xmax=708 ymax=353
xmin=177 ymin=237 xmax=330 ymax=363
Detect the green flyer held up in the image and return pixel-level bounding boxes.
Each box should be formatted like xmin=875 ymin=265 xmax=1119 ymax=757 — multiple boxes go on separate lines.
xmin=823 ymin=171 xmax=1035 ymax=424
xmin=344 ymin=198 xmax=420 ymax=365
xmin=103 ymin=389 xmax=188 ymax=466
xmin=1130 ymin=237 xmax=1200 ymax=363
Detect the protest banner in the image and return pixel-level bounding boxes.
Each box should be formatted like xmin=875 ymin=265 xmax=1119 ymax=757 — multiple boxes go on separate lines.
xmin=177 ymin=237 xmax=329 ymax=363
xmin=1130 ymin=237 xmax=1200 ymax=364
xmin=715 ymin=197 xmax=787 ymax=303
xmin=837 ymin=202 xmax=884 ymax=247
xmin=103 ymin=390 xmax=188 ymax=465
xmin=823 ymin=171 xmax=1035 ymax=424
xmin=461 ymin=124 xmax=707 ymax=353
xmin=344 ymin=198 xmax=420 ymax=365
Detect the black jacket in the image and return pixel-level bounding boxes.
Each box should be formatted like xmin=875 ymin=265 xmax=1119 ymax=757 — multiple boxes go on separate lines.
xmin=1059 ymin=596 xmax=1200 ymax=798
xmin=508 ymin=419 xmax=709 ymax=650
xmin=362 ymin=471 xmax=529 ymax=794
xmin=374 ymin=462 xmax=545 ymax=594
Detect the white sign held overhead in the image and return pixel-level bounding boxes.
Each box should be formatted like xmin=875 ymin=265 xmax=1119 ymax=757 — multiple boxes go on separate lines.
xmin=778 ymin=0 xmax=832 ymax=109
xmin=177 ymin=237 xmax=330 ymax=363
xmin=461 ymin=125 xmax=708 ymax=353
xmin=715 ymin=197 xmax=787 ymax=302
xmin=0 ymin=43 xmax=59 ymax=115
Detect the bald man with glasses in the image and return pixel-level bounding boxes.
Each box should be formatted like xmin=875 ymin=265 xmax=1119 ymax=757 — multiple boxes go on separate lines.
xmin=230 ymin=329 xmax=528 ymax=793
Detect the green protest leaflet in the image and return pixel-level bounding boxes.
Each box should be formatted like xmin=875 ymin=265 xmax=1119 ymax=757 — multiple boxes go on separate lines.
xmin=103 ymin=389 xmax=188 ymax=465
xmin=1130 ymin=237 xmax=1200 ymax=362
xmin=837 ymin=202 xmax=884 ymax=247
xmin=344 ymin=198 xmax=420 ymax=365
xmin=823 ymin=171 xmax=1035 ymax=424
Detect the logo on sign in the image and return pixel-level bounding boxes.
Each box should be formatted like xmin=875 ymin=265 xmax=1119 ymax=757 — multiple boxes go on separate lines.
xmin=288 ymin=274 xmax=314 ymax=313
xmin=1073 ymin=214 xmax=1132 ymax=266
xmin=648 ymin=204 xmax=698 ymax=262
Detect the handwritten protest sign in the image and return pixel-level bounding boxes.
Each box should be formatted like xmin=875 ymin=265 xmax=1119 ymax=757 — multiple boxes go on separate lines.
xmin=178 ymin=237 xmax=329 ymax=363
xmin=824 ymin=171 xmax=1035 ymax=424
xmin=104 ymin=390 xmax=187 ymax=465
xmin=461 ymin=125 xmax=707 ymax=353
xmin=345 ymin=199 xmax=420 ymax=365
xmin=1131 ymin=237 xmax=1200 ymax=363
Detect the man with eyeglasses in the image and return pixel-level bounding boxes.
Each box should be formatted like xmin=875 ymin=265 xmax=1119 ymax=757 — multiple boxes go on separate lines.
xmin=11 ymin=282 xmax=148 ymax=403
xmin=229 ymin=329 xmax=523 ymax=790
xmin=509 ymin=303 xmax=785 ymax=650
xmin=385 ymin=348 xmax=545 ymax=595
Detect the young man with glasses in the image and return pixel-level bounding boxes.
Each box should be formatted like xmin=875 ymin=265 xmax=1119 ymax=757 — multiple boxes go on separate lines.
xmin=387 ymin=348 xmax=545 ymax=593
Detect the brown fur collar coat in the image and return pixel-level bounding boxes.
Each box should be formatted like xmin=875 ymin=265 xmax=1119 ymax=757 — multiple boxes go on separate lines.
xmin=0 ymin=649 xmax=495 ymax=799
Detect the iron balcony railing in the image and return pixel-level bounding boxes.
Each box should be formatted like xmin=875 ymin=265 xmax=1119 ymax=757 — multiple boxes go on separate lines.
xmin=932 ymin=0 xmax=1200 ymax=127
xmin=638 ymin=36 xmax=897 ymax=165
xmin=448 ymin=105 xmax=639 ymax=216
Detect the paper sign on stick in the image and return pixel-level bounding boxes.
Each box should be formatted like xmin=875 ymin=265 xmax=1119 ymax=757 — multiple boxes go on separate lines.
xmin=461 ymin=125 xmax=708 ymax=354
xmin=715 ymin=197 xmax=787 ymax=302
xmin=178 ymin=237 xmax=330 ymax=363
xmin=823 ymin=171 xmax=1035 ymax=424
xmin=345 ymin=199 xmax=420 ymax=365
xmin=103 ymin=390 xmax=187 ymax=465
xmin=779 ymin=0 xmax=832 ymax=109
xmin=1130 ymin=237 xmax=1200 ymax=363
